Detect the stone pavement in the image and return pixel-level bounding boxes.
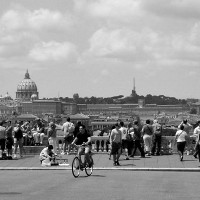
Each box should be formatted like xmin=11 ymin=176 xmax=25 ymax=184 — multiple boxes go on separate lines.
xmin=0 ymin=152 xmax=200 ymax=171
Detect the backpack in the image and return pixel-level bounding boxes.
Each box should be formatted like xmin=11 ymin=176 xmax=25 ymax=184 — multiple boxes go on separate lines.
xmin=68 ymin=122 xmax=75 ymax=133
xmin=155 ymin=125 xmax=162 ymax=135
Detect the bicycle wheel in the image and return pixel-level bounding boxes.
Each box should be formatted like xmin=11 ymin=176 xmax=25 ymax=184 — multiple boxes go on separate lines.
xmin=72 ymin=157 xmax=80 ymax=178
xmin=85 ymin=156 xmax=94 ymax=176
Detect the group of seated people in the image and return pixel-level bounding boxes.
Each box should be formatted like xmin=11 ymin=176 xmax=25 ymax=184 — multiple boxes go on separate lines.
xmin=21 ymin=119 xmax=46 ymax=146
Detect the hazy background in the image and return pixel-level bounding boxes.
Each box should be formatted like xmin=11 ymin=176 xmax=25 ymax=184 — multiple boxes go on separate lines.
xmin=0 ymin=0 xmax=200 ymax=99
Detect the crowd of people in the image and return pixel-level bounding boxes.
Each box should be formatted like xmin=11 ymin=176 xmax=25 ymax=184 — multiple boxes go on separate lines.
xmin=0 ymin=118 xmax=47 ymax=159
xmin=108 ymin=119 xmax=200 ymax=166
xmin=0 ymin=117 xmax=85 ymax=160
xmin=1 ymin=116 xmax=200 ymax=166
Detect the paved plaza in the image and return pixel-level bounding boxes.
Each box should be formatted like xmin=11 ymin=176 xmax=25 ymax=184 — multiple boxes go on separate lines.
xmin=0 ymin=170 xmax=200 ymax=200
xmin=0 ymin=153 xmax=200 ymax=171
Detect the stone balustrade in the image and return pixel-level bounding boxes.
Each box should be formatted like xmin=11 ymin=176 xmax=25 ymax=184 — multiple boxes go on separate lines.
xmin=90 ymin=135 xmax=197 ymax=155
xmin=23 ymin=135 xmax=197 ymax=155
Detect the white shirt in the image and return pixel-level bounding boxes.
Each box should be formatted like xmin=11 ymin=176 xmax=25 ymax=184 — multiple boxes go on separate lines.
xmin=119 ymin=127 xmax=128 ymax=140
xmin=193 ymin=126 xmax=200 ymax=142
xmin=62 ymin=122 xmax=71 ymax=136
xmin=175 ymin=130 xmax=187 ymax=142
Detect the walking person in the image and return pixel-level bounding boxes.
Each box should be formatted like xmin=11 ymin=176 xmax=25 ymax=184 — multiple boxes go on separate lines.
xmin=141 ymin=119 xmax=153 ymax=156
xmin=151 ymin=119 xmax=162 ymax=156
xmin=178 ymin=119 xmax=192 ymax=155
xmin=175 ymin=125 xmax=188 ymax=161
xmin=110 ymin=123 xmax=122 ymax=166
xmin=193 ymin=126 xmax=200 ymax=163
xmin=130 ymin=120 xmax=145 ymax=158
xmin=193 ymin=121 xmax=200 ymax=159
xmin=119 ymin=121 xmax=130 ymax=160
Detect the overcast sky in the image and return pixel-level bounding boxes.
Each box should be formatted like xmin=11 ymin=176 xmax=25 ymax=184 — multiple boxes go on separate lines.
xmin=0 ymin=0 xmax=200 ymax=100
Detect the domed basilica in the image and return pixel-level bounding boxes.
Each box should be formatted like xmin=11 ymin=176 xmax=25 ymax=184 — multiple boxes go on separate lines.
xmin=16 ymin=70 xmax=39 ymax=101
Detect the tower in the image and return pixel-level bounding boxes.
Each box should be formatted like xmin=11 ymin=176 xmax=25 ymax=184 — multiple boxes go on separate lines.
xmin=131 ymin=77 xmax=137 ymax=98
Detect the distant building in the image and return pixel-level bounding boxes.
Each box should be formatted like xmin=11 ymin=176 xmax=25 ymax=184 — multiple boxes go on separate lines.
xmin=16 ymin=70 xmax=39 ymax=101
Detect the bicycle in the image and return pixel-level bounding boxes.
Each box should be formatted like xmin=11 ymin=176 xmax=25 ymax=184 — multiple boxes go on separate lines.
xmin=71 ymin=144 xmax=94 ymax=178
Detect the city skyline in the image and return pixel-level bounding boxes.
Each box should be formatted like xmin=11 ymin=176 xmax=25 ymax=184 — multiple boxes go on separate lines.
xmin=1 ymin=0 xmax=200 ymax=99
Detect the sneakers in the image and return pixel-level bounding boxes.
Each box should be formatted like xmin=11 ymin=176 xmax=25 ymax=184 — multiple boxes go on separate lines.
xmin=193 ymin=154 xmax=197 ymax=159
xmin=60 ymin=152 xmax=65 ymax=155
xmin=180 ymin=156 xmax=183 ymax=161
xmin=13 ymin=154 xmax=17 ymax=159
xmin=116 ymin=161 xmax=120 ymax=166
xmin=125 ymin=157 xmax=129 ymax=160
xmin=113 ymin=161 xmax=120 ymax=166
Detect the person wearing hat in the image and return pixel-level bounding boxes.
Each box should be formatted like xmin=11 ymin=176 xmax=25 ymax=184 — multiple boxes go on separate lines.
xmin=47 ymin=122 xmax=57 ymax=155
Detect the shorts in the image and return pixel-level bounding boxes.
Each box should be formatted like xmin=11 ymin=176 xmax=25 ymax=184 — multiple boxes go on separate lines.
xmin=111 ymin=142 xmax=121 ymax=155
xmin=6 ymin=137 xmax=14 ymax=149
xmin=64 ymin=134 xmax=74 ymax=143
xmin=122 ymin=139 xmax=131 ymax=149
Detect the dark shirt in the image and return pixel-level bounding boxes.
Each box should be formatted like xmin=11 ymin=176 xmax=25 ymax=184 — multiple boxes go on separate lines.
xmin=73 ymin=125 xmax=81 ymax=138
xmin=133 ymin=126 xmax=141 ymax=141
xmin=14 ymin=127 xmax=23 ymax=139
xmin=5 ymin=126 xmax=13 ymax=138
xmin=142 ymin=124 xmax=153 ymax=136
xmin=76 ymin=132 xmax=91 ymax=145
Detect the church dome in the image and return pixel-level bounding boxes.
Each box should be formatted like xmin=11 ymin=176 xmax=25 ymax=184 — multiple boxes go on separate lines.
xmin=16 ymin=70 xmax=39 ymax=101
xmin=17 ymin=70 xmax=37 ymax=92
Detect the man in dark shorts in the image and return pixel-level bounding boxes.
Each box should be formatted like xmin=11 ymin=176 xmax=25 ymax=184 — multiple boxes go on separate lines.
xmin=71 ymin=125 xmax=92 ymax=167
xmin=110 ymin=123 xmax=122 ymax=166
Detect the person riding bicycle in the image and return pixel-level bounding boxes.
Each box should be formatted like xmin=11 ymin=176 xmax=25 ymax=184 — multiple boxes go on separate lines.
xmin=71 ymin=125 xmax=92 ymax=168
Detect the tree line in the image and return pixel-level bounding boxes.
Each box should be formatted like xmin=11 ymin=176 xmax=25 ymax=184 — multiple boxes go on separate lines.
xmin=43 ymin=93 xmax=187 ymax=105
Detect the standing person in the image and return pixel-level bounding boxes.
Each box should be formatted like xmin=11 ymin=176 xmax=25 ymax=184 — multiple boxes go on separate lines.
xmin=193 ymin=125 xmax=200 ymax=162
xmin=178 ymin=119 xmax=192 ymax=155
xmin=0 ymin=120 xmax=6 ymax=155
xmin=108 ymin=125 xmax=116 ymax=160
xmin=73 ymin=121 xmax=82 ymax=138
xmin=193 ymin=121 xmax=200 ymax=159
xmin=110 ymin=123 xmax=122 ymax=166
xmin=5 ymin=120 xmax=13 ymax=157
xmin=13 ymin=121 xmax=23 ymax=158
xmin=151 ymin=119 xmax=162 ymax=156
xmin=119 ymin=121 xmax=130 ymax=160
xmin=62 ymin=117 xmax=75 ymax=154
xmin=141 ymin=119 xmax=153 ymax=156
xmin=130 ymin=121 xmax=145 ymax=158
xmin=175 ymin=125 xmax=188 ymax=161
xmin=47 ymin=122 xmax=57 ymax=155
